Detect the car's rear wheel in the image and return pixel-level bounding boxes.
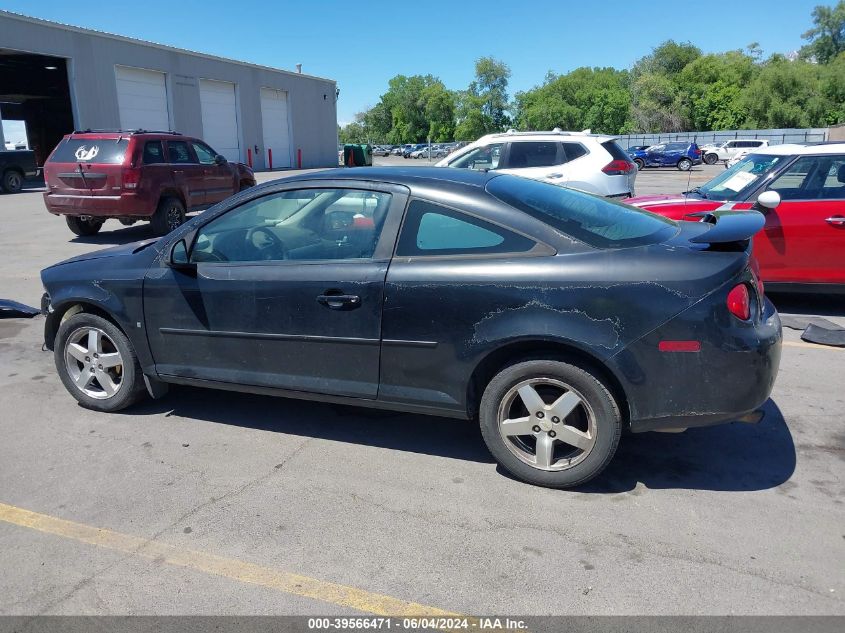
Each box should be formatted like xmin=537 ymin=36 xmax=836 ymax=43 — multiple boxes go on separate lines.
xmin=239 ymin=180 xmax=254 ymax=192
xmin=479 ymin=360 xmax=621 ymax=488
xmin=633 ymin=158 xmax=644 ymax=170
xmin=2 ymin=169 xmax=23 ymax=193
xmin=677 ymin=158 xmax=693 ymax=171
xmin=54 ymin=312 xmax=147 ymax=412
xmin=65 ymin=216 xmax=104 ymax=236
xmin=703 ymin=153 xmax=718 ymax=165
xmin=151 ymin=196 xmax=186 ymax=236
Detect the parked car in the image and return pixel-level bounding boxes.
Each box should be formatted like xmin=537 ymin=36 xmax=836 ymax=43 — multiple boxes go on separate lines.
xmin=628 ymin=142 xmax=702 ymax=171
xmin=42 ymin=130 xmax=256 ymax=237
xmin=403 ymin=144 xmax=426 ymax=158
xmin=436 ymin=130 xmax=637 ymax=198
xmin=372 ymin=146 xmax=391 ymax=157
xmin=701 ymin=139 xmax=769 ymax=165
xmin=0 ymin=149 xmax=38 ymax=193
xmin=390 ymin=146 xmax=404 ymax=156
xmin=410 ymin=146 xmax=432 ymax=159
xmin=40 ymin=167 xmax=780 ymax=488
xmin=628 ymin=142 xmax=845 ymax=290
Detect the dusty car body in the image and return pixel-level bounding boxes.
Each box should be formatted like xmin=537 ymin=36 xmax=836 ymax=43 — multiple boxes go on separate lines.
xmin=40 ymin=168 xmax=781 ymax=487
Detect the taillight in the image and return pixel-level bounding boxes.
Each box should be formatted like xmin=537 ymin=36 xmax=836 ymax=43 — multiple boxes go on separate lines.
xmin=727 ymin=284 xmax=750 ymax=320
xmin=602 ymin=160 xmax=635 ymax=175
xmin=123 ymin=167 xmax=141 ymax=190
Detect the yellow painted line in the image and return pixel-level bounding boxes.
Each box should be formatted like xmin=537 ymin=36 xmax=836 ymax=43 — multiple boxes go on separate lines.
xmin=782 ymin=340 xmax=844 ymax=351
xmin=0 ymin=501 xmax=464 ymax=621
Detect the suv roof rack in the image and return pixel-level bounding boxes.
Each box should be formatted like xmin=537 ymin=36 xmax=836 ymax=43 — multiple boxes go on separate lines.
xmin=487 ymin=128 xmax=600 ymax=139
xmin=70 ymin=129 xmax=182 ymax=135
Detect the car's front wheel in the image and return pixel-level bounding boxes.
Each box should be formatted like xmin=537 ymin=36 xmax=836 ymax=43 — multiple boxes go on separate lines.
xmin=633 ymin=158 xmax=644 ymax=171
xmin=66 ymin=216 xmax=104 ymax=236
xmin=703 ymin=153 xmax=718 ymax=165
xmin=479 ymin=360 xmax=621 ymax=488
xmin=54 ymin=312 xmax=147 ymax=411
xmin=151 ymin=196 xmax=186 ymax=236
xmin=677 ymin=158 xmax=693 ymax=171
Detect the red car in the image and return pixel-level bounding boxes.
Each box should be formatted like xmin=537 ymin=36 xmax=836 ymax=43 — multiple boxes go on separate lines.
xmin=629 ymin=143 xmax=845 ymax=291
xmin=43 ymin=130 xmax=255 ymax=236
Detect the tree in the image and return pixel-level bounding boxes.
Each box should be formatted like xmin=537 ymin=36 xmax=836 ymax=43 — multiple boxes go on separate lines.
xmin=800 ymin=1 xmax=845 ymax=63
xmin=455 ymin=57 xmax=512 ymax=139
xmin=677 ymin=51 xmax=757 ymax=130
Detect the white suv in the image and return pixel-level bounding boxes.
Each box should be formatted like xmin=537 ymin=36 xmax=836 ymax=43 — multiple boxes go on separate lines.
xmin=434 ymin=130 xmax=637 ymax=198
xmin=701 ymin=139 xmax=769 ymax=165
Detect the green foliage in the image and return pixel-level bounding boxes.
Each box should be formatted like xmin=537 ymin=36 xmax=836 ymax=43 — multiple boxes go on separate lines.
xmin=800 ymin=0 xmax=845 ymax=63
xmin=338 ymin=5 xmax=845 ymax=144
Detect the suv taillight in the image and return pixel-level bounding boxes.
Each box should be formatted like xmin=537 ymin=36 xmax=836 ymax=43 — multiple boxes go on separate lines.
xmin=602 ymin=160 xmax=636 ymax=175
xmin=123 ymin=167 xmax=141 ymax=190
xmin=727 ymin=284 xmax=751 ymax=321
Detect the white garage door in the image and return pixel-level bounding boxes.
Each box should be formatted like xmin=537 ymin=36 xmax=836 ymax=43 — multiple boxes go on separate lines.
xmin=115 ymin=66 xmax=170 ymax=131
xmin=260 ymin=87 xmax=291 ymax=169
xmin=199 ymin=79 xmax=241 ymax=162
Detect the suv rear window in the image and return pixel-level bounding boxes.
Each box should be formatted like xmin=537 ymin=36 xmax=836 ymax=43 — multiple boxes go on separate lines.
xmin=487 ymin=175 xmax=678 ymax=249
xmin=49 ymin=138 xmax=129 ymax=164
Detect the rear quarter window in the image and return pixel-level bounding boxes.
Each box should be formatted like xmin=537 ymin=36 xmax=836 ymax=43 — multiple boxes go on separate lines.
xmin=48 ymin=138 xmax=129 ymax=164
xmin=487 ymin=175 xmax=678 ymax=249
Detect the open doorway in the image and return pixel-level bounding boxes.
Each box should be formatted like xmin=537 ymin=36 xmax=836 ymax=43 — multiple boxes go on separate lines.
xmin=0 ymin=49 xmax=74 ymax=165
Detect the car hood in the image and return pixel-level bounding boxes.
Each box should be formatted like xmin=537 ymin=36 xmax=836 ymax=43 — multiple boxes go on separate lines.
xmin=45 ymin=238 xmax=161 ymax=269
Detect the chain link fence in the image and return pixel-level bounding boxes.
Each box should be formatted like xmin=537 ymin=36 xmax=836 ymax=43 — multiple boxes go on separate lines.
xmin=616 ymin=128 xmax=828 ymax=149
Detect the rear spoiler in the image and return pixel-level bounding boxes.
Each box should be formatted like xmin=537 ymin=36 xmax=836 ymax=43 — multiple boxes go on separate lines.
xmin=685 ymin=210 xmax=765 ymax=244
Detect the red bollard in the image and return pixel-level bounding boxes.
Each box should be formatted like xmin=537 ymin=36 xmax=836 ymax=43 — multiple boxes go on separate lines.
xmin=247 ymin=148 xmax=252 ymax=168
xmin=297 ymin=148 xmax=302 ymax=169
xmin=268 ymin=148 xmax=273 ymax=170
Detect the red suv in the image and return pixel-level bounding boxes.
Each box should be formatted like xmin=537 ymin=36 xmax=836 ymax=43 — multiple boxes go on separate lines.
xmin=43 ymin=130 xmax=256 ymax=236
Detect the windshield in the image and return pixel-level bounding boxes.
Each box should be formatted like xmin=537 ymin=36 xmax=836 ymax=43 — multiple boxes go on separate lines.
xmin=696 ymin=153 xmax=785 ymax=201
xmin=487 ymin=175 xmax=678 ymax=249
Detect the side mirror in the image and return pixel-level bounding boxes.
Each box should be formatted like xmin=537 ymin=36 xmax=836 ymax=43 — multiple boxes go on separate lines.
xmin=756 ymin=190 xmax=781 ymax=211
xmin=214 ymin=154 xmax=227 ymax=165
xmin=168 ymin=239 xmax=195 ymax=272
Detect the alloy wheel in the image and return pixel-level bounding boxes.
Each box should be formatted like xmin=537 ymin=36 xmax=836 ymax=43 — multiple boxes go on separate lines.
xmin=497 ymin=378 xmax=597 ymax=471
xmin=5 ymin=172 xmax=22 ymax=192
xmin=166 ymin=204 xmax=183 ymax=231
xmin=64 ymin=327 xmax=124 ymax=399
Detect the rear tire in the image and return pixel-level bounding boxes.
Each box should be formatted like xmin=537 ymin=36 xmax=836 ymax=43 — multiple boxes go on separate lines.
xmin=479 ymin=360 xmax=622 ymax=488
xmin=151 ymin=196 xmax=186 ymax=236
xmin=66 ymin=216 xmax=104 ymax=236
xmin=633 ymin=158 xmax=644 ymax=171
xmin=703 ymin=153 xmax=718 ymax=165
xmin=239 ymin=181 xmax=254 ymax=192
xmin=677 ymin=158 xmax=693 ymax=171
xmin=54 ymin=312 xmax=147 ymax=412
xmin=2 ymin=169 xmax=23 ymax=193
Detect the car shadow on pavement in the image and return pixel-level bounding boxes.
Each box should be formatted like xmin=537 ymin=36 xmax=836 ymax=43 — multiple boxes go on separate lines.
xmin=769 ymin=292 xmax=845 ymax=319
xmin=69 ymin=223 xmax=157 ymax=246
xmin=129 ymin=387 xmax=794 ymax=491
xmin=571 ymin=398 xmax=795 ymax=493
xmin=128 ymin=385 xmax=495 ymax=464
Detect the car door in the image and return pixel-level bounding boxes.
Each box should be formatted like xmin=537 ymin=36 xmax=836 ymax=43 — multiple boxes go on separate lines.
xmin=644 ymin=144 xmax=664 ymax=167
xmin=751 ymin=154 xmax=845 ymax=284
xmin=192 ymin=140 xmax=236 ymax=205
xmin=143 ymin=181 xmax=408 ymax=398
xmin=166 ymin=140 xmax=206 ymax=209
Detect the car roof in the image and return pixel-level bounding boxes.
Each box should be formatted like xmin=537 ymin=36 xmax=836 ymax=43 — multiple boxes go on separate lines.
xmin=757 ymin=142 xmax=845 ymax=156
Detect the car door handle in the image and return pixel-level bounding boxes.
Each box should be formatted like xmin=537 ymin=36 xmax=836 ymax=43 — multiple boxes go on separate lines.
xmin=317 ymin=293 xmax=361 ymax=310
xmin=825 ymin=216 xmax=845 ymax=226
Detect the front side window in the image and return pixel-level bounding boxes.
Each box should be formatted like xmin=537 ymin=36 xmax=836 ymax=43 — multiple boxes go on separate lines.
xmin=697 ymin=153 xmax=785 ymax=201
xmin=487 ymin=175 xmax=677 ymax=249
xmin=192 ymin=142 xmax=217 ymax=165
xmin=167 ymin=141 xmax=194 ymax=164
xmin=506 ymin=142 xmax=559 ymax=168
xmin=190 ymin=189 xmax=392 ymax=263
xmin=447 ymin=143 xmax=503 ymax=170
xmin=769 ymin=155 xmax=845 ymax=200
xmin=396 ymin=200 xmax=535 ymax=256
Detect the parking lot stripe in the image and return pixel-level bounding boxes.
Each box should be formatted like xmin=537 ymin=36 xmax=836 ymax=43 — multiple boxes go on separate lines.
xmin=782 ymin=340 xmax=844 ymax=351
xmin=0 ymin=501 xmax=461 ymax=618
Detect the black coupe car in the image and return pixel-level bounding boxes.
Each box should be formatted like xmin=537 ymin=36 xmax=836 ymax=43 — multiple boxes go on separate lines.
xmin=40 ymin=168 xmax=782 ymax=488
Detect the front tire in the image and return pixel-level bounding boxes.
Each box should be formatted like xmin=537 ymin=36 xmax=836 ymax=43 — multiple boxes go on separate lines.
xmin=479 ymin=360 xmax=621 ymax=488
xmin=66 ymin=216 xmax=104 ymax=236
xmin=703 ymin=153 xmax=718 ymax=165
xmin=2 ymin=169 xmax=23 ymax=193
xmin=151 ymin=196 xmax=186 ymax=236
xmin=54 ymin=313 xmax=147 ymax=412
xmin=677 ymin=158 xmax=693 ymax=171
xmin=633 ymin=158 xmax=644 ymax=171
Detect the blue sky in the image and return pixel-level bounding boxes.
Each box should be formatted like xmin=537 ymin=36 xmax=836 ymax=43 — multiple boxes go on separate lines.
xmin=1 ymin=0 xmax=825 ymax=125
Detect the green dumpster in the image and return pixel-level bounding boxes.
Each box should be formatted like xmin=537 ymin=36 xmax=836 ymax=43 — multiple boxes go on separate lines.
xmin=344 ymin=143 xmax=373 ymax=167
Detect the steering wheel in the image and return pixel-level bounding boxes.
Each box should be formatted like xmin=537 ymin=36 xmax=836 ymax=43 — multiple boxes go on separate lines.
xmin=246 ymin=226 xmax=287 ymax=260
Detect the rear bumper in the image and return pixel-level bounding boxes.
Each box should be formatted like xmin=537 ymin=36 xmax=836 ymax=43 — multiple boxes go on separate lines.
xmin=610 ymin=292 xmax=782 ymax=433
xmin=43 ymin=191 xmax=153 ymax=218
